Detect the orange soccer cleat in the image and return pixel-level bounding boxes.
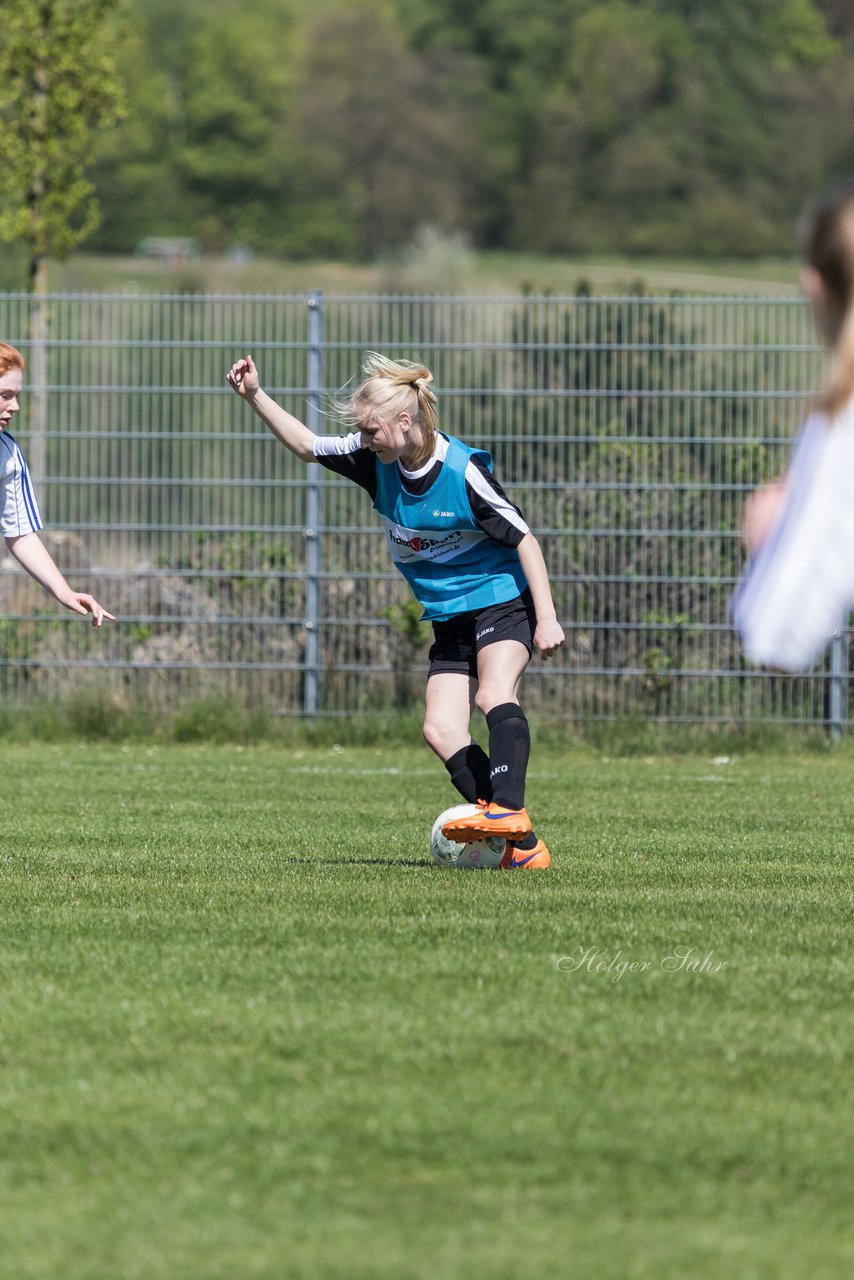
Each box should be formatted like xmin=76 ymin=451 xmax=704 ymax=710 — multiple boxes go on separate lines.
xmin=506 ymin=837 xmax=551 ymax=869
xmin=441 ymin=801 xmax=532 ymax=841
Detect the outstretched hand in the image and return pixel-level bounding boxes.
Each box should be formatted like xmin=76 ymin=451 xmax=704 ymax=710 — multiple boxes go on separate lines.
xmin=65 ymin=593 xmax=116 ymax=628
xmin=226 ymin=354 xmax=260 ymax=400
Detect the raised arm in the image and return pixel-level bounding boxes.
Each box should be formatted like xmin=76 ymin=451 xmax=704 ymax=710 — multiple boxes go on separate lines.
xmin=516 ymin=531 xmax=565 ymax=658
xmin=5 ymin=532 xmax=115 ymax=626
xmin=226 ymin=355 xmax=318 ymax=463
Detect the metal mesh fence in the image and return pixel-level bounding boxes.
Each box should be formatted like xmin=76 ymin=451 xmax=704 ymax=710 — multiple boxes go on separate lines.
xmin=0 ymin=289 xmax=846 ymax=727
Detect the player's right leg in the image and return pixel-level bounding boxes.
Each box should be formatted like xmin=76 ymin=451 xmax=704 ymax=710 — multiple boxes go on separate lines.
xmin=423 ymin=671 xmax=491 ymax=803
xmin=424 ymin=611 xmax=493 ymax=805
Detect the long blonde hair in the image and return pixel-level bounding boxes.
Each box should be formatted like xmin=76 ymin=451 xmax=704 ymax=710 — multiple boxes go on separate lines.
xmin=800 ymin=184 xmax=854 ymax=419
xmin=337 ymin=353 xmax=438 ymax=468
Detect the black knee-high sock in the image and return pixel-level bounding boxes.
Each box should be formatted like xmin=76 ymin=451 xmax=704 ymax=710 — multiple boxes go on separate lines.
xmin=444 ymin=743 xmax=493 ymax=804
xmin=486 ymin=702 xmax=531 ymax=810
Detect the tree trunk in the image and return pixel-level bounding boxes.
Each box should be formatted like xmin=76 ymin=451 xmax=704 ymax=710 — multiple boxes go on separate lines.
xmin=26 ymin=17 xmax=51 ymax=486
xmin=27 ymin=254 xmax=49 ymax=486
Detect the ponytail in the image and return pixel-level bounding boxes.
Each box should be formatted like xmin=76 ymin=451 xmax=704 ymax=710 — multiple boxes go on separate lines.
xmin=336 ymin=352 xmax=439 ymax=466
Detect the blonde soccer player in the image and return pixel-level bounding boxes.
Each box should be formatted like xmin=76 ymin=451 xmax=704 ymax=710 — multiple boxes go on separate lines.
xmin=227 ymin=351 xmax=565 ymax=868
xmin=0 ymin=342 xmax=114 ymax=626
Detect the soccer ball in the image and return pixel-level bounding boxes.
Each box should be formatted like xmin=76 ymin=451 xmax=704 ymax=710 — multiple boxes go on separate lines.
xmin=430 ymin=804 xmax=509 ymax=870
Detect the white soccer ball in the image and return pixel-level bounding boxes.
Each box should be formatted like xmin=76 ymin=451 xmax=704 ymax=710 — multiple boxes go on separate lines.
xmin=430 ymin=803 xmax=508 ymax=870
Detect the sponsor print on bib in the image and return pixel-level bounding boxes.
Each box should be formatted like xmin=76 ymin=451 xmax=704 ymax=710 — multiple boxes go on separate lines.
xmin=383 ymin=518 xmax=485 ymax=565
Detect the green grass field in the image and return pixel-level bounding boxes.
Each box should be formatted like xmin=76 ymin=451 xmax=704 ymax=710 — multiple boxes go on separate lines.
xmin=38 ymin=250 xmax=802 ymax=298
xmin=1 ymin=740 xmax=851 ymax=1279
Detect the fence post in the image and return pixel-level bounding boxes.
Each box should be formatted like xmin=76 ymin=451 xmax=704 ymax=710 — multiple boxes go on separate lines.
xmin=827 ymin=630 xmax=848 ymax=741
xmin=303 ymin=291 xmax=324 ymax=716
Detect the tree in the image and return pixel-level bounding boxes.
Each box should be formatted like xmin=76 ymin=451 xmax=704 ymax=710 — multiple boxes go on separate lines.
xmin=511 ymin=0 xmax=839 ymax=256
xmin=0 ymin=0 xmax=125 ymax=288
xmin=0 ymin=0 xmax=124 ymax=479
xmin=176 ymin=6 xmax=299 ymax=254
xmin=87 ymin=20 xmax=187 ymax=252
xmin=6 ymin=0 xmax=852 ymax=267
xmin=290 ymin=1 xmax=489 ymax=258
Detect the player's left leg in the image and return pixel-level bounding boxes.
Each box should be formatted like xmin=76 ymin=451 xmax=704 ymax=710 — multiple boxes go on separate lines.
xmin=440 ymin=639 xmax=551 ymax=866
xmin=475 ymin=638 xmax=531 ymax=810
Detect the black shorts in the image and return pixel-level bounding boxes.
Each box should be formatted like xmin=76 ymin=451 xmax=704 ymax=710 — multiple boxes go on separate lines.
xmin=427 ymin=589 xmax=536 ymax=678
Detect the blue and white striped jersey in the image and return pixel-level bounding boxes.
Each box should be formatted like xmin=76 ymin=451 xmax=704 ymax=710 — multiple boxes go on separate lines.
xmin=0 ymin=430 xmax=43 ymax=537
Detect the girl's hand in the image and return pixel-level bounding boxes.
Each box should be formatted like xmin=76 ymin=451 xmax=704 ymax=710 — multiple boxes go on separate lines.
xmin=64 ymin=593 xmax=116 ymax=627
xmin=742 ymin=481 xmax=788 ymax=554
xmin=226 ymin=355 xmax=260 ymax=400
xmin=534 ymin=617 xmax=565 ymax=659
